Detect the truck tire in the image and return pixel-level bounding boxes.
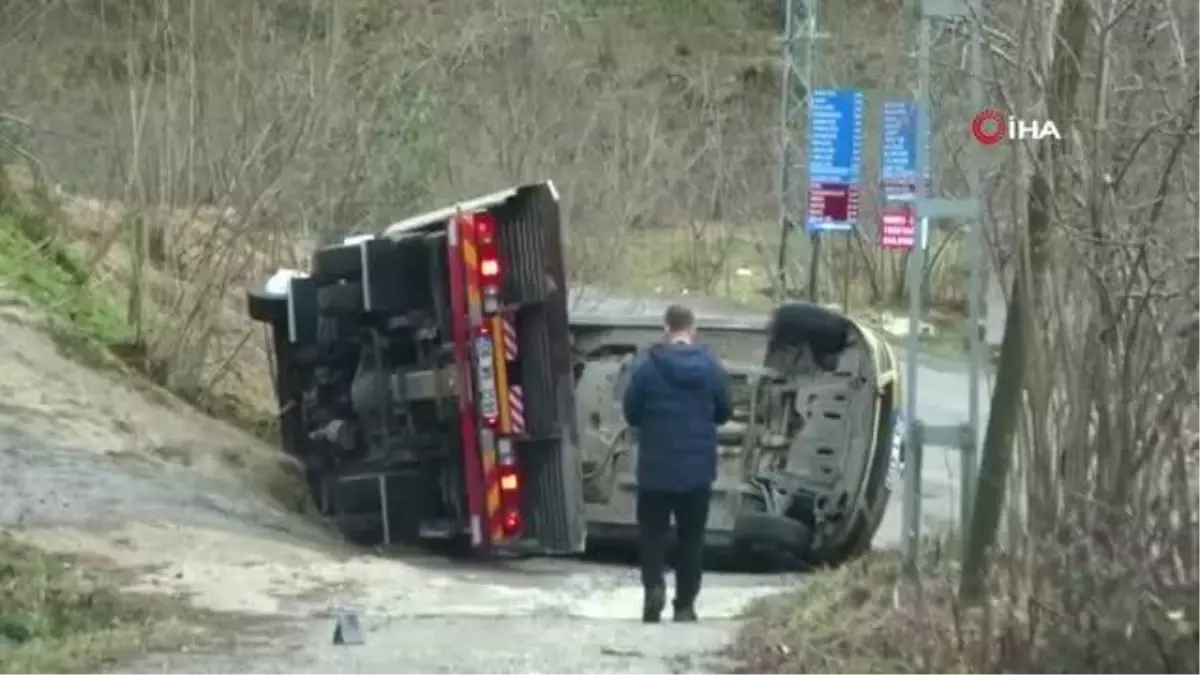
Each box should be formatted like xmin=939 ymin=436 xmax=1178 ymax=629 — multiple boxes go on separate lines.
xmin=315 ymin=315 xmax=358 ymax=367
xmin=312 ymin=243 xmax=363 ymax=282
xmin=317 ymin=281 xmax=364 ymax=315
xmin=247 ymin=289 xmax=287 ymax=325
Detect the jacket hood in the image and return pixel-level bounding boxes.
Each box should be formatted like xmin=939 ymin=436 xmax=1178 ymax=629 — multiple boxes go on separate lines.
xmin=648 ymin=343 xmax=715 ymax=391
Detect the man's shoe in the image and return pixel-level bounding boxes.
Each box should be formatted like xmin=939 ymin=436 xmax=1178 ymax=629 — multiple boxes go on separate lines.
xmin=673 ymin=604 xmax=698 ymax=623
xmin=642 ymin=586 xmax=666 ymax=623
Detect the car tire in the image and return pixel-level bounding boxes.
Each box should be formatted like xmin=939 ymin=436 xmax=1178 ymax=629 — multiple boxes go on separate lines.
xmin=732 ymin=513 xmax=811 ymax=570
xmin=733 ymin=512 xmax=811 ymax=550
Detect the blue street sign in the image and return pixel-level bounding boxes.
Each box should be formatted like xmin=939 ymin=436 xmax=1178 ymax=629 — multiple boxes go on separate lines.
xmin=807 ymin=89 xmax=864 ymax=184
xmin=880 ymin=100 xmax=933 ymax=185
xmin=807 ymin=88 xmax=864 ymax=233
xmin=881 ymin=100 xmax=918 ymax=182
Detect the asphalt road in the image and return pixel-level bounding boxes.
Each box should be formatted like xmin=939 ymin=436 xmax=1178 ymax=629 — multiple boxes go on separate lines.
xmin=875 ymin=352 xmax=991 ymax=550
xmin=0 ymin=308 xmax=987 ymax=673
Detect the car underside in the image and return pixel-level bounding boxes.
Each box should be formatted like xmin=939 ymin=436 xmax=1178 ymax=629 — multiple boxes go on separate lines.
xmin=568 ymin=290 xmax=903 ymax=568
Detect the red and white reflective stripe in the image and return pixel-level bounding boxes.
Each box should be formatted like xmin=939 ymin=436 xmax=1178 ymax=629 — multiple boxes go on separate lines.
xmin=509 ymin=385 xmax=525 ymax=434
xmin=502 ymin=316 xmax=518 ymax=360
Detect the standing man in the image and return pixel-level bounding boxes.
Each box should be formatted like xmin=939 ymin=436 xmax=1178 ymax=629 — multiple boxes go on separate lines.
xmin=622 ymin=304 xmax=731 ymax=623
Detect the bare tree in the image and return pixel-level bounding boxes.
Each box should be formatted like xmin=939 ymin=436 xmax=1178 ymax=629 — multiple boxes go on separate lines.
xmin=958 ymin=2 xmax=1198 ymax=664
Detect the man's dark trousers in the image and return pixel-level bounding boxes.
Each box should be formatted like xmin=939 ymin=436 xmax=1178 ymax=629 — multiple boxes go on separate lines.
xmin=637 ymin=487 xmax=712 ymax=613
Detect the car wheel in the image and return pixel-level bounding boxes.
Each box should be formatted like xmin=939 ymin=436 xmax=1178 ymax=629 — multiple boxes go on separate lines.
xmin=731 ymin=513 xmax=811 ymax=570
xmin=734 ymin=512 xmax=810 ymax=549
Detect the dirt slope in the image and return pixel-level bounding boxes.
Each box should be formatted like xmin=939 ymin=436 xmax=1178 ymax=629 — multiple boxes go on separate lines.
xmin=0 ymin=294 xmax=789 ymax=673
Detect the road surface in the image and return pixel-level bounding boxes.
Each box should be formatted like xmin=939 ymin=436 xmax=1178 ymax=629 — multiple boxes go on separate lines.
xmin=0 ymin=298 xmax=986 ymax=674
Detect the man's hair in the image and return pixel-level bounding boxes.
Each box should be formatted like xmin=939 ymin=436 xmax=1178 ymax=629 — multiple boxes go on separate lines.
xmin=663 ymin=304 xmax=696 ymax=333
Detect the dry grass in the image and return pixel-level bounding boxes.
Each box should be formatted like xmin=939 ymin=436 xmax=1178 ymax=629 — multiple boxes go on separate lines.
xmin=0 ymin=0 xmax=977 ymax=446
xmin=0 ymin=533 xmax=196 ymax=674
xmin=731 ymin=535 xmax=1200 ymax=674
xmin=603 ymin=219 xmax=971 ymax=334
xmin=61 ymin=190 xmax=285 ymax=434
xmin=2 ymin=165 xmax=281 ymax=425
xmin=0 ymin=168 xmax=310 ymax=515
xmin=730 ymin=551 xmax=914 ymax=674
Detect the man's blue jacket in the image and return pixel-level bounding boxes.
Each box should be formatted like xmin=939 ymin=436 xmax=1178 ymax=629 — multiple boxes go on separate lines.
xmin=621 ymin=342 xmax=731 ymax=493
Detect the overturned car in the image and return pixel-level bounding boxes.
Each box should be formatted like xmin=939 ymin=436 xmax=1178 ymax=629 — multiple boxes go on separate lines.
xmin=568 ymin=289 xmax=905 ymax=567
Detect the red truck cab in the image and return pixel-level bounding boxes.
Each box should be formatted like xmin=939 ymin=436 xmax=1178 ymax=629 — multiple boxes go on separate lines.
xmin=248 ymin=182 xmax=586 ymax=555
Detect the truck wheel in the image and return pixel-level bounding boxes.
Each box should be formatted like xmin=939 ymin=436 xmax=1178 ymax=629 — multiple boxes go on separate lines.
xmin=317 ymin=281 xmax=364 ymax=315
xmin=247 ymin=290 xmax=288 ymax=324
xmin=312 ymin=244 xmax=363 ymax=282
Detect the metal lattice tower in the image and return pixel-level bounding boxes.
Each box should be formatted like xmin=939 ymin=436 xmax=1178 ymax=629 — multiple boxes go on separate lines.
xmin=775 ymin=0 xmax=826 ymax=299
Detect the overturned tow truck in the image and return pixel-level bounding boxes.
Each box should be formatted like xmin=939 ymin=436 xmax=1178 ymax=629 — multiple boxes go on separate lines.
xmin=568 ymin=289 xmax=905 ymax=567
xmin=246 ymin=182 xmax=588 ymax=556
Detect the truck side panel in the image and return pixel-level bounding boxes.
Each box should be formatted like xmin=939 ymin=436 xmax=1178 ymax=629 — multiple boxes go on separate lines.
xmin=447 ymin=213 xmax=487 ymax=547
xmin=494 ymin=184 xmax=587 ymax=554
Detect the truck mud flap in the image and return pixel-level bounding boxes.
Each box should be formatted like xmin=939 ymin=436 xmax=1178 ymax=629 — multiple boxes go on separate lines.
xmin=495 ymin=183 xmax=587 ymax=554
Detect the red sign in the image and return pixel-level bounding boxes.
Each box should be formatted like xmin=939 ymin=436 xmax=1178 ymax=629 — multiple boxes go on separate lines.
xmin=879 ymin=206 xmax=915 ymax=249
xmin=879 ymin=180 xmax=918 ymax=249
xmin=807 ymin=182 xmax=860 ymax=233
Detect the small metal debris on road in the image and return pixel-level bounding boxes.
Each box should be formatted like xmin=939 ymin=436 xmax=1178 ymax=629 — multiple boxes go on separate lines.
xmin=600 ymin=646 xmax=644 ymax=657
xmin=332 ymin=609 xmax=364 ymax=646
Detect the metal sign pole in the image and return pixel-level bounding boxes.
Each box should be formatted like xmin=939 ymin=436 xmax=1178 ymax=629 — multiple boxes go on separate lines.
xmin=963 ymin=0 xmax=985 ymax=532
xmin=775 ymin=0 xmax=824 ymax=299
xmin=801 ymin=0 xmax=822 ymax=302
xmin=896 ymin=0 xmax=986 ymax=586
xmin=901 ymin=7 xmax=930 ymax=582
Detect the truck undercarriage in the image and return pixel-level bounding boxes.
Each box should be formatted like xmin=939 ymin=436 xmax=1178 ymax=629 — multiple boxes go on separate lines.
xmin=248 ymin=183 xmax=586 ymax=555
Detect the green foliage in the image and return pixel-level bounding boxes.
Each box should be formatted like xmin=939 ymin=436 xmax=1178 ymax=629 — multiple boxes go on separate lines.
xmin=1 ymin=120 xmax=118 ymax=350
xmin=0 ymin=216 xmax=127 ymax=350
xmin=0 ymin=534 xmax=184 ymax=674
xmin=0 ymin=539 xmax=133 ymax=645
xmin=0 ymin=117 xmax=27 ymax=160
